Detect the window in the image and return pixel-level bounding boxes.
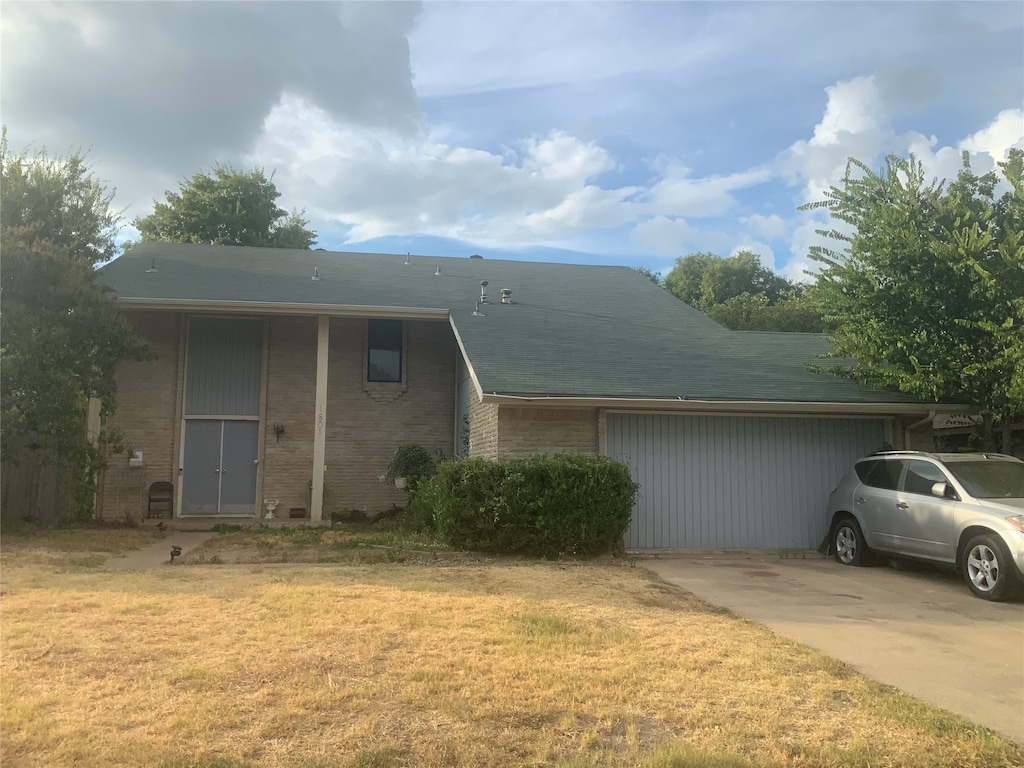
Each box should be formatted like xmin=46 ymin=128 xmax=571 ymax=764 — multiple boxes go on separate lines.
xmin=367 ymin=319 xmax=402 ymax=383
xmin=904 ymin=460 xmax=950 ymax=496
xmin=858 ymin=459 xmax=903 ymax=491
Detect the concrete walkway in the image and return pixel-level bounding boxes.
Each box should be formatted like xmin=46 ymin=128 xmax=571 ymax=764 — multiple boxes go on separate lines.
xmin=642 ymin=554 xmax=1024 ymax=746
xmin=104 ymin=531 xmax=216 ymax=570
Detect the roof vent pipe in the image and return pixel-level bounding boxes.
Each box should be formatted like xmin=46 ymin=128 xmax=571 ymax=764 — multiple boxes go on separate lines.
xmin=145 ymin=258 xmax=158 ymax=273
xmin=435 ymin=265 xmax=442 ymax=276
xmin=472 ymin=300 xmax=485 ymax=317
xmin=404 ymin=253 xmax=411 ymax=266
xmin=500 ymin=289 xmax=511 ymax=304
xmin=311 ymin=267 xmax=320 ymax=281
xmin=479 ymin=281 xmax=488 ymax=303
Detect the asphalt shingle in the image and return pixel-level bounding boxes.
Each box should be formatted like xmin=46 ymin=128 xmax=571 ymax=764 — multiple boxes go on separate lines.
xmin=99 ymin=242 xmax=924 ymax=404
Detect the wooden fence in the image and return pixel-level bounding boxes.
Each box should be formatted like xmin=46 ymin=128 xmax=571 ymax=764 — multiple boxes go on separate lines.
xmin=0 ymin=462 xmax=69 ymax=525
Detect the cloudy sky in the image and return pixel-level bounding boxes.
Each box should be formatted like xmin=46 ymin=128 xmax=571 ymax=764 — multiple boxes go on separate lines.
xmin=2 ymin=1 xmax=1022 ymax=280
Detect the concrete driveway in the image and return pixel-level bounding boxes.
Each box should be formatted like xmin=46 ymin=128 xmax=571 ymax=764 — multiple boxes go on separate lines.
xmin=641 ymin=553 xmax=1024 ymax=745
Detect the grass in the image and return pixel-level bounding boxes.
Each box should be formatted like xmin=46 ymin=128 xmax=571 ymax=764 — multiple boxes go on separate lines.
xmin=1 ymin=527 xmax=1022 ymax=767
xmin=182 ymin=520 xmax=459 ymax=566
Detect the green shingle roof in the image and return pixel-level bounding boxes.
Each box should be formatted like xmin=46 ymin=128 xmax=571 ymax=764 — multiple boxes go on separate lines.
xmin=99 ymin=242 xmax=926 ymax=405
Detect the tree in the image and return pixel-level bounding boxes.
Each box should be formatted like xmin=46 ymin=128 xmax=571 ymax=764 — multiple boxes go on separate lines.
xmin=133 ymin=164 xmax=317 ymax=249
xmin=1 ymin=130 xmax=149 ymax=518
xmin=662 ymin=250 xmax=823 ymax=332
xmin=634 ymin=265 xmax=664 ymax=286
xmin=803 ymin=150 xmax=1024 ymax=450
xmin=705 ymin=286 xmax=825 ymax=333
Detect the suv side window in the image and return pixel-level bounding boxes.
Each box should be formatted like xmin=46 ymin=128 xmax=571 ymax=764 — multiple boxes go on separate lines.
xmin=903 ymin=460 xmax=951 ymax=496
xmin=858 ymin=459 xmax=903 ymax=491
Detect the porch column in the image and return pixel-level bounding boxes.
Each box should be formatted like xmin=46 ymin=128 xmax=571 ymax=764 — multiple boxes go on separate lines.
xmin=310 ymin=315 xmax=329 ymax=521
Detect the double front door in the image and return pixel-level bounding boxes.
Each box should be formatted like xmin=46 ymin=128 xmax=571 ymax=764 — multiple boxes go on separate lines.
xmin=180 ymin=316 xmax=263 ymax=517
xmin=181 ymin=420 xmax=259 ymax=516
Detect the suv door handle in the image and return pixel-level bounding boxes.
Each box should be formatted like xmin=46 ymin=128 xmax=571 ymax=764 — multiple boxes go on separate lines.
xmin=896 ymin=502 xmax=909 ymax=510
xmin=855 ymin=496 xmax=866 ymax=504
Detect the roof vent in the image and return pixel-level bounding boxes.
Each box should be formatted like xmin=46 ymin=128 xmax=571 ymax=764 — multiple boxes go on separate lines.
xmin=404 ymin=253 xmax=411 ymax=266
xmin=469 ymin=253 xmax=483 ymax=259
xmin=479 ymin=281 xmax=488 ymax=303
xmin=435 ymin=265 xmax=443 ymax=276
xmin=500 ymin=288 xmax=512 ymax=304
xmin=311 ymin=267 xmax=321 ymax=281
xmin=145 ymin=258 xmax=158 ymax=273
xmin=472 ymin=300 xmax=485 ymax=317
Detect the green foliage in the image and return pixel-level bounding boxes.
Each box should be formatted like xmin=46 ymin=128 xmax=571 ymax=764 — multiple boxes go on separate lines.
xmin=415 ymin=455 xmax=638 ymax=558
xmin=0 ymin=129 xmax=150 ymax=521
xmin=635 ymin=265 xmax=664 ymax=286
xmin=705 ymin=286 xmax=825 ymax=333
xmin=663 ymin=250 xmax=821 ymax=332
xmin=0 ymin=128 xmax=120 ymax=266
xmin=802 ymin=150 xmax=1024 ymax=438
xmin=133 ymin=164 xmax=317 ymax=249
xmin=385 ymin=444 xmax=437 ymax=493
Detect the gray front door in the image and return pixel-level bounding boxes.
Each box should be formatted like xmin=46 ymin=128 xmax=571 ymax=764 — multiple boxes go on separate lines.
xmin=181 ymin=420 xmax=259 ymax=516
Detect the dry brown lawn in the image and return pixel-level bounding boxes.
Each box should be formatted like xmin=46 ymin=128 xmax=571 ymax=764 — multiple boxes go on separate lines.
xmin=2 ymin=528 xmax=1021 ymax=768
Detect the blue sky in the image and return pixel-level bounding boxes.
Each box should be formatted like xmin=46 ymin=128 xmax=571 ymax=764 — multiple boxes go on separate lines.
xmin=2 ymin=1 xmax=1022 ymax=281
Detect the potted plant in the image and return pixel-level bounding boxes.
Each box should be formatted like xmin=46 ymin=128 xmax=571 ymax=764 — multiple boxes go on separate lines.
xmin=386 ymin=444 xmax=437 ymax=495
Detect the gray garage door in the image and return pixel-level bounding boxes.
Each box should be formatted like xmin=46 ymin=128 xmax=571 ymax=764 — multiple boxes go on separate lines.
xmin=607 ymin=414 xmax=887 ymax=549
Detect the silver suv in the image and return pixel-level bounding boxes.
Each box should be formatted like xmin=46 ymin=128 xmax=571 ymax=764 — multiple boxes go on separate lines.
xmin=826 ymin=451 xmax=1024 ymax=601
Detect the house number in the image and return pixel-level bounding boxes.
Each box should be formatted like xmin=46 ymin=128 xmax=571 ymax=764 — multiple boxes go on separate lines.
xmin=317 ymin=410 xmax=324 ymax=436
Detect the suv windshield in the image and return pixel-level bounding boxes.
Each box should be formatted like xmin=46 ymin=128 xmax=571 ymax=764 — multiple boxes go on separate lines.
xmin=947 ymin=461 xmax=1024 ymax=499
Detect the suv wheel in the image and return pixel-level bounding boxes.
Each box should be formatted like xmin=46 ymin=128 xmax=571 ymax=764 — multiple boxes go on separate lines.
xmin=833 ymin=516 xmax=872 ymax=566
xmin=962 ymin=534 xmax=1021 ymax=602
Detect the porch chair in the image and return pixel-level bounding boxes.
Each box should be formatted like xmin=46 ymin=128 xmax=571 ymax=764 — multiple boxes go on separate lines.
xmin=147 ymin=481 xmax=174 ymax=519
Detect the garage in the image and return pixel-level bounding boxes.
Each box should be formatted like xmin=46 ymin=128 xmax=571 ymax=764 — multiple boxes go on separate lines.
xmin=607 ymin=413 xmax=887 ymax=549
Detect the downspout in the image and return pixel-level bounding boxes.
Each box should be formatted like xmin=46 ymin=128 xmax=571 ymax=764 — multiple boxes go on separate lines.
xmin=904 ymin=410 xmax=936 ymax=450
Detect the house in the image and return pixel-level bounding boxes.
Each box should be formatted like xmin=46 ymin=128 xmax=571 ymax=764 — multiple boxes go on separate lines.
xmin=96 ymin=242 xmax=958 ymax=549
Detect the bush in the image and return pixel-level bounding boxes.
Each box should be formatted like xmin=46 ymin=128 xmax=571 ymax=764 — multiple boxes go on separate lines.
xmin=415 ymin=455 xmax=638 ymax=558
xmin=385 ymin=444 xmax=437 ymax=493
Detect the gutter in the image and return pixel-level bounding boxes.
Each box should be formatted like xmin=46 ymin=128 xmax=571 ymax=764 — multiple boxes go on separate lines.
xmin=904 ymin=409 xmax=937 ymax=447
xmin=114 ymin=297 xmax=451 ymax=320
xmin=480 ymin=393 xmax=968 ymax=417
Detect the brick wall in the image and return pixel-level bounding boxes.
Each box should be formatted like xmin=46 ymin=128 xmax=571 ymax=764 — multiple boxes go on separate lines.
xmin=103 ymin=311 xmax=457 ymax=521
xmin=323 ymin=318 xmax=456 ymax=514
xmin=261 ymin=316 xmax=317 ymax=517
xmin=495 ymin=406 xmax=600 ymax=459
xmin=101 ymin=311 xmax=182 ymax=520
xmin=468 ymin=398 xmax=499 ymax=459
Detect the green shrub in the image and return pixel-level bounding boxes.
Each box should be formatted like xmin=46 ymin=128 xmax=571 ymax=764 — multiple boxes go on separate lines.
xmin=415 ymin=455 xmax=637 ymax=558
xmin=385 ymin=444 xmax=437 ymax=493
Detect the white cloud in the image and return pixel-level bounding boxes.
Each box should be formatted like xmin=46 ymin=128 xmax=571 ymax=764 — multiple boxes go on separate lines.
xmin=247 ymin=96 xmax=642 ymax=246
xmin=741 ymin=213 xmax=786 ymax=239
xmin=644 ymin=164 xmax=771 ymax=217
xmin=960 ymin=108 xmax=1024 ymax=161
xmin=1 ymin=1 xmax=422 ymax=214
xmin=779 ymin=75 xmax=893 ymax=203
xmin=632 ymin=216 xmax=698 ymax=255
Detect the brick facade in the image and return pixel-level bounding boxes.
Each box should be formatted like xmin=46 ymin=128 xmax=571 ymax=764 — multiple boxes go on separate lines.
xmin=262 ymin=316 xmax=317 ymax=516
xmin=467 ymin=398 xmax=499 ymax=459
xmin=101 ymin=311 xmax=183 ymax=520
xmin=495 ymin=406 xmax=600 ymax=459
xmin=100 ymin=311 xmax=457 ymax=521
xmin=323 ymin=318 xmax=456 ymax=514
xmin=464 ymin=400 xmax=602 ymax=461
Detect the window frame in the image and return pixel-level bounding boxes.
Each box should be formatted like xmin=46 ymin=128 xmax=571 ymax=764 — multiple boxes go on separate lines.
xmin=902 ymin=459 xmax=954 ymax=497
xmin=362 ymin=319 xmax=408 ymax=398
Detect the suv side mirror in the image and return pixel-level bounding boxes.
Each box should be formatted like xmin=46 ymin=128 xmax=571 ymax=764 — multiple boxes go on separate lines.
xmin=931 ymin=481 xmax=957 ymax=500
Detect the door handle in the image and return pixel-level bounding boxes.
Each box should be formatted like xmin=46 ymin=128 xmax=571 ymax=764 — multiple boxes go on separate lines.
xmin=855 ymin=496 xmax=866 ymax=504
xmin=896 ymin=502 xmax=909 ymax=510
